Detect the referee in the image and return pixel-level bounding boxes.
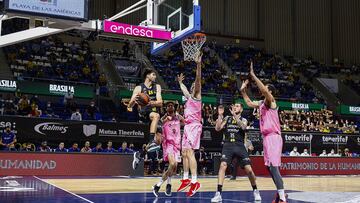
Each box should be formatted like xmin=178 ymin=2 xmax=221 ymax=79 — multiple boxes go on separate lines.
xmin=210 ymin=103 xmax=261 ymax=202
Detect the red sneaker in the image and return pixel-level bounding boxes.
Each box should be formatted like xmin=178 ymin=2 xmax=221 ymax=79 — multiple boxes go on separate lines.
xmin=271 ymin=193 xmax=288 ymax=203
xmin=177 ymin=179 xmax=191 ymax=192
xmin=186 ymin=182 xmax=201 ymax=197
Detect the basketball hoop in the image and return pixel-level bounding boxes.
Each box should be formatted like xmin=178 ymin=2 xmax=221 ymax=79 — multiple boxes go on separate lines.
xmin=181 ymin=33 xmax=206 ymax=61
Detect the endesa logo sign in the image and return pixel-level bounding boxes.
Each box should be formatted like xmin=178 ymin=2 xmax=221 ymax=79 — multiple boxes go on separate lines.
xmin=103 ymin=21 xmax=172 ymax=41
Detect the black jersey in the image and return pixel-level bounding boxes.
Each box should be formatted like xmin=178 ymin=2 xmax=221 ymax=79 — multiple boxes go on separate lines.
xmin=140 ymin=83 xmax=158 ymax=113
xmin=223 ymin=116 xmax=247 ymax=143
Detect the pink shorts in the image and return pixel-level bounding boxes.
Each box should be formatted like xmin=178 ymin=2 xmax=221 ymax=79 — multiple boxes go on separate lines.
xmin=162 ymin=142 xmax=181 ymax=163
xmin=182 ymin=122 xmax=202 ymax=150
xmin=263 ymin=133 xmax=283 ymax=167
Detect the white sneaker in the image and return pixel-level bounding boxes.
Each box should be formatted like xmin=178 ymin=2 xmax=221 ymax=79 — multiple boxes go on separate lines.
xmin=253 ymin=189 xmax=262 ymax=201
xmin=132 ymin=151 xmax=140 ymax=170
xmin=211 ymin=192 xmax=222 ymax=203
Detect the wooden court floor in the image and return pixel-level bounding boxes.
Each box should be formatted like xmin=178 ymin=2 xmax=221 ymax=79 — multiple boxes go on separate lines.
xmin=45 ymin=175 xmax=360 ymax=194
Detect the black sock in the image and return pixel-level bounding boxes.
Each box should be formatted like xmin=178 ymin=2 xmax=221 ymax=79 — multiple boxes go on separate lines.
xmin=217 ymin=184 xmax=223 ymax=193
xmin=252 ymin=185 xmax=257 ymax=191
xmin=149 ymin=133 xmax=155 ymax=142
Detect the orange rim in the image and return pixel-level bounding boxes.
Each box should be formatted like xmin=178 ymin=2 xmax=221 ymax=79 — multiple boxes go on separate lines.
xmin=183 ymin=33 xmax=206 ymax=42
xmin=193 ymin=33 xmax=206 ymax=37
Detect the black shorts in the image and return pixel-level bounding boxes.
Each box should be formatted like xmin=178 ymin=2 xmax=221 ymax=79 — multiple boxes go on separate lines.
xmin=221 ymin=142 xmax=251 ymax=168
xmin=139 ymin=107 xmax=159 ymax=123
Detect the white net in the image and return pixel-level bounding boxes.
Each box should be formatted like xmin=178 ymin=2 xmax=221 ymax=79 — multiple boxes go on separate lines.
xmin=181 ymin=33 xmax=206 ymax=61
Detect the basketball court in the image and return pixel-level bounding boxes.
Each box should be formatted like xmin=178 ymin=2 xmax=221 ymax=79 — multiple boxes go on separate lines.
xmin=0 ymin=1 xmax=359 ymax=203
xmin=0 ymin=175 xmax=359 ymax=203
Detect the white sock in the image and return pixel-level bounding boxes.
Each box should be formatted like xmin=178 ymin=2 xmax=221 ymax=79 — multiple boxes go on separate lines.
xmin=167 ymin=177 xmax=171 ymax=185
xmin=156 ymin=179 xmax=164 ymax=187
xmin=278 ymin=189 xmax=286 ymax=201
xmin=183 ymin=171 xmax=189 ymax=180
xmin=191 ymin=175 xmax=197 ymax=183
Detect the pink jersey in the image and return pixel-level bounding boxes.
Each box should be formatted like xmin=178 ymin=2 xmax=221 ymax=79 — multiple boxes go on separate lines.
xmin=259 ymin=101 xmax=281 ymax=136
xmin=184 ymin=96 xmax=202 ymax=124
xmin=162 ymin=115 xmax=181 ymax=149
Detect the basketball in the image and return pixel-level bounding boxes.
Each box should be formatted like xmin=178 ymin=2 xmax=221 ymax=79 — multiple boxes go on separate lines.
xmin=137 ymin=93 xmax=150 ymax=106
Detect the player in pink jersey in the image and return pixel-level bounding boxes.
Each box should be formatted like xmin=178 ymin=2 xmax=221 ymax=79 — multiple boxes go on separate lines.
xmin=152 ymin=101 xmax=184 ymax=197
xmin=176 ymin=53 xmax=202 ymax=197
xmin=241 ymin=61 xmax=287 ymax=203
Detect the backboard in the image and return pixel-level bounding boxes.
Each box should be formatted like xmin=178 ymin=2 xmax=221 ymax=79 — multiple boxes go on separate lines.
xmin=150 ymin=0 xmax=201 ymax=55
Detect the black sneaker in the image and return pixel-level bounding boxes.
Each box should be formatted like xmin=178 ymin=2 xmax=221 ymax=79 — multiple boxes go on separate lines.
xmin=165 ymin=184 xmax=171 ymax=196
xmin=147 ymin=140 xmax=160 ymax=153
xmin=230 ymin=176 xmax=236 ymax=180
xmin=152 ymin=185 xmax=160 ymax=197
xmin=132 ymin=151 xmax=141 ymax=170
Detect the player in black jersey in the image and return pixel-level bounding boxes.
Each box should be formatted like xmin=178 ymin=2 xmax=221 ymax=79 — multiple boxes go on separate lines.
xmin=211 ymin=103 xmax=261 ymax=202
xmin=128 ymin=69 xmax=163 ymax=169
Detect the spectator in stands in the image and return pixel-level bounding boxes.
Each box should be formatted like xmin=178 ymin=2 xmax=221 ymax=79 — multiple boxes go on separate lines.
xmin=195 ymin=146 xmax=209 ymax=175
xmin=8 ymin=143 xmax=17 ymax=151
xmin=69 ymin=70 xmax=79 ymax=81
xmin=98 ymin=73 xmax=107 ymax=86
xmin=85 ymin=101 xmax=97 ymax=120
xmin=29 ymin=104 xmax=42 ymax=117
xmin=319 ymin=150 xmax=327 ymax=157
xmin=118 ymin=141 xmax=133 ymax=153
xmin=30 ymin=95 xmax=40 ymax=106
xmin=177 ymin=104 xmax=184 ymax=116
xmin=322 ymin=126 xmax=331 ymax=133
xmin=55 ymin=142 xmax=67 ymax=152
xmin=0 ymin=127 xmax=17 ymax=151
xmin=70 ymin=42 xmax=78 ymax=54
xmin=327 ymin=149 xmax=337 ymax=157
xmin=289 ymin=147 xmax=300 ymax=156
xmin=44 ymin=101 xmax=58 ymax=118
xmin=68 ymin=143 xmax=80 ymax=152
xmin=129 ymin=143 xmax=135 ymax=151
xmin=81 ymin=141 xmax=92 ymax=153
xmin=301 ymin=148 xmax=310 ymax=156
xmin=38 ymin=141 xmax=51 ymax=152
xmin=103 ymin=141 xmax=116 ymax=153
xmin=71 ymin=108 xmax=82 ymax=121
xmin=18 ymin=95 xmax=30 ymax=116
xmin=82 ymin=65 xmax=91 ymax=77
xmin=0 ymin=95 xmax=4 ymax=115
xmin=337 ymin=149 xmax=342 ymax=157
xmin=92 ymin=142 xmax=103 ymax=153
xmin=344 ymin=148 xmax=352 ymax=157
xmin=202 ymin=104 xmax=214 ymax=126
xmin=63 ymin=89 xmax=74 ymax=105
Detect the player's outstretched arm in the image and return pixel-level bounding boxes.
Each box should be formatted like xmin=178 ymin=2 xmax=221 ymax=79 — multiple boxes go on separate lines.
xmin=249 ymin=61 xmax=274 ymax=106
xmin=127 ymin=86 xmax=141 ymax=111
xmin=149 ymin=84 xmax=163 ymax=107
xmin=193 ymin=52 xmax=202 ymax=99
xmin=240 ymin=79 xmax=259 ymax=109
xmin=177 ymin=73 xmax=191 ymax=98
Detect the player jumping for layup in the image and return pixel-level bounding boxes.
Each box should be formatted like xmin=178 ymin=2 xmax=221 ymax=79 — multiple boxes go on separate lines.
xmin=241 ymin=61 xmax=287 ymax=203
xmin=152 ymin=101 xmax=184 ymax=197
xmin=176 ymin=53 xmax=202 ymax=197
xmin=129 ymin=69 xmax=163 ymax=169
xmin=211 ymin=103 xmax=261 ymax=202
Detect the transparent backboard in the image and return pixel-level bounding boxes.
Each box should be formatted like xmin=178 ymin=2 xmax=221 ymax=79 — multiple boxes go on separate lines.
xmin=151 ymin=0 xmax=201 ymax=55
